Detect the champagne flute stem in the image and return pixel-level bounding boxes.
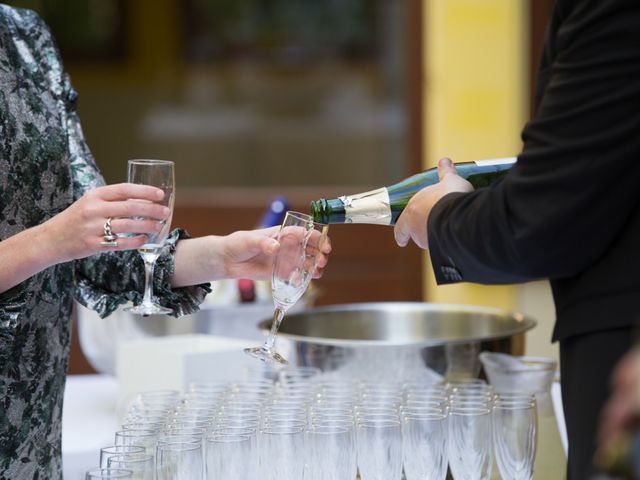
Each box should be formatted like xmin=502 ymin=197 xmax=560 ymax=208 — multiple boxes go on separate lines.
xmin=265 ymin=307 xmax=286 ymax=350
xmin=141 ymin=256 xmax=157 ymax=306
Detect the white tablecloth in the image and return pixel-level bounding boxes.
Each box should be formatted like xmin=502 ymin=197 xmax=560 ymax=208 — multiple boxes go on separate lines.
xmin=62 ymin=375 xmax=119 ymax=479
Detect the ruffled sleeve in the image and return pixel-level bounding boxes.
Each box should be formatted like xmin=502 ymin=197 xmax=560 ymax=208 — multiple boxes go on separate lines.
xmin=75 ymin=228 xmax=212 ymax=318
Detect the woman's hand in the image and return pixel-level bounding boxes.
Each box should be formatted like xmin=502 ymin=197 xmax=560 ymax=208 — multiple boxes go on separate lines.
xmin=221 ymin=227 xmax=332 ymax=281
xmin=394 ymin=157 xmax=473 ymax=249
xmin=41 ymin=183 xmax=170 ymax=263
xmin=0 ymin=183 xmax=169 ymax=294
xmin=171 ymin=227 xmax=332 ymax=288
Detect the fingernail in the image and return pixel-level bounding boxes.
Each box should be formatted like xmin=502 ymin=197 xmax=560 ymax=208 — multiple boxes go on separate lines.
xmin=156 ymin=190 xmax=165 ymax=200
xmin=162 ymin=207 xmax=170 ymax=216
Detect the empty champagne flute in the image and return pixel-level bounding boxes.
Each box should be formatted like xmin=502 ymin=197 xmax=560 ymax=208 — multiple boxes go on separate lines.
xmin=156 ymin=442 xmax=203 ymax=480
xmin=492 ymin=399 xmax=537 ymax=480
xmin=205 ymin=433 xmax=254 ymax=479
xmin=401 ymin=411 xmax=448 ymax=480
xmin=356 ymin=418 xmax=403 ymax=480
xmin=107 ymin=454 xmax=155 ymax=480
xmin=124 ymin=159 xmax=175 ymax=315
xmin=448 ymin=406 xmax=493 ymax=480
xmin=100 ymin=446 xmax=146 ymax=469
xmin=306 ymin=424 xmax=357 ymax=480
xmin=245 ymin=211 xmax=329 ymax=364
xmin=85 ymin=469 xmax=133 ymax=479
xmin=258 ymin=424 xmax=306 ymax=480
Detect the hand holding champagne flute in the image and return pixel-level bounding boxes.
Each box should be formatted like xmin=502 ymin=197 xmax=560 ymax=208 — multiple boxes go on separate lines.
xmin=124 ymin=159 xmax=175 ymax=315
xmin=245 ymin=211 xmax=329 ymax=364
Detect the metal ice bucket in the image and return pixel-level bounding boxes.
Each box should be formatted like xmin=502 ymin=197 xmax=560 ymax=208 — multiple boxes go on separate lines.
xmin=258 ymin=302 xmax=536 ymax=383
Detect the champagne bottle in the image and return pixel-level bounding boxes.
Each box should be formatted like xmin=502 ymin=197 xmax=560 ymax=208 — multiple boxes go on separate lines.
xmin=310 ymin=157 xmax=516 ymax=226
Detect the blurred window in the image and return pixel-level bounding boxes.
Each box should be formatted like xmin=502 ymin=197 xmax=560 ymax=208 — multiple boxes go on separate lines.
xmin=4 ymin=0 xmax=408 ymax=189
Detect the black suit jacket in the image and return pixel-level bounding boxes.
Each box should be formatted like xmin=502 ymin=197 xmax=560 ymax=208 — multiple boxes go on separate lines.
xmin=427 ymin=0 xmax=640 ymax=341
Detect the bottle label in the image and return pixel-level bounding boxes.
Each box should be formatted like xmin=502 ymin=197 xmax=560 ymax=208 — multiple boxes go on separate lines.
xmin=473 ymin=156 xmax=517 ymax=167
xmin=341 ymin=187 xmax=392 ymax=225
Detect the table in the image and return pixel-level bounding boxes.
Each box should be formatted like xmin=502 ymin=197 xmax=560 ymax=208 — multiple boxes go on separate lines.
xmin=62 ymin=375 xmax=119 ymax=478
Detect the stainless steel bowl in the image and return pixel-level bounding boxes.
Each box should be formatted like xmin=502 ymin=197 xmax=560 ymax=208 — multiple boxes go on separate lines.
xmin=259 ymin=302 xmax=536 ymax=382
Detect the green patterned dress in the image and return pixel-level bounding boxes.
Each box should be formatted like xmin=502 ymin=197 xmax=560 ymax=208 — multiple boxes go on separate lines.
xmin=0 ymin=6 xmax=210 ymax=478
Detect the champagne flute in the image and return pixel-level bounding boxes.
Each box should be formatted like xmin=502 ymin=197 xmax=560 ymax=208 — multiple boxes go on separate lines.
xmin=245 ymin=211 xmax=329 ymax=364
xmin=124 ymin=159 xmax=175 ymax=315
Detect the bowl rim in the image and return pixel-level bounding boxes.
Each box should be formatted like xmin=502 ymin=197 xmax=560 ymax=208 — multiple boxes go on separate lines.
xmin=258 ymin=302 xmax=537 ymax=347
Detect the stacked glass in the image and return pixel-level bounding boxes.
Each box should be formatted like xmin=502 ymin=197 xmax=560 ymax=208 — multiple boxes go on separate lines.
xmin=401 ymin=383 xmax=449 ymax=480
xmin=447 ymin=380 xmax=495 ymax=480
xmin=356 ymin=382 xmax=404 ymax=480
xmin=85 ymin=369 xmax=537 ymax=480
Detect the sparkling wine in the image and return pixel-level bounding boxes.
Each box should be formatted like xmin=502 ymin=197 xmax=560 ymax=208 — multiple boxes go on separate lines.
xmin=137 ymin=243 xmax=163 ymax=259
xmin=310 ymin=157 xmax=516 ymax=226
xmin=272 ymin=278 xmax=308 ymax=310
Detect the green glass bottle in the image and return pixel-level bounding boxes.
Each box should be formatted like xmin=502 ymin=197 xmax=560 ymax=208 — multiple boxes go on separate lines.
xmin=310 ymin=157 xmax=516 ymax=226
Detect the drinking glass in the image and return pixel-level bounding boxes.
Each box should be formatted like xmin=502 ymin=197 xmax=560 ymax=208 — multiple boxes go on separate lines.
xmin=85 ymin=469 xmax=133 ymax=479
xmin=114 ymin=429 xmax=158 ymax=455
xmin=258 ymin=425 xmax=306 ymax=480
xmin=156 ymin=442 xmax=203 ymax=480
xmin=306 ymin=424 xmax=357 ymax=480
xmin=107 ymin=454 xmax=155 ymax=480
xmin=356 ymin=419 xmax=403 ymax=480
xmin=100 ymin=446 xmax=146 ymax=469
xmin=124 ymin=159 xmax=175 ymax=315
xmin=448 ymin=406 xmax=493 ymax=480
xmin=401 ymin=411 xmax=448 ymax=480
xmin=122 ymin=421 xmax=164 ymax=432
xmin=245 ymin=211 xmax=328 ymax=364
xmin=205 ymin=433 xmax=254 ymax=479
xmin=492 ymin=401 xmax=537 ymax=480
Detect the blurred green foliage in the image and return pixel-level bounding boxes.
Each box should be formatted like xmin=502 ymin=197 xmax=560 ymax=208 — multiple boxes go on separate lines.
xmin=186 ymin=0 xmax=380 ymax=62
xmin=4 ymin=0 xmax=124 ymax=59
xmin=2 ymin=0 xmax=383 ymax=63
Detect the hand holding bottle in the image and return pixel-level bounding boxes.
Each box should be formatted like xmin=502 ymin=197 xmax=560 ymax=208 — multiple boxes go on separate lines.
xmin=394 ymin=157 xmax=473 ymax=249
xmin=310 ymin=157 xmax=514 ymax=227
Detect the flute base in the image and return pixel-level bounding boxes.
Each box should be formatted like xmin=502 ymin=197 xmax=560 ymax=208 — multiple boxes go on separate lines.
xmin=244 ymin=345 xmax=289 ymax=365
xmin=124 ymin=303 xmax=172 ymax=316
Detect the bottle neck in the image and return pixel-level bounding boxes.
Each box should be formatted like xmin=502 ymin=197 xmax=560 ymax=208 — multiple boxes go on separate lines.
xmin=313 ymin=188 xmax=392 ymax=225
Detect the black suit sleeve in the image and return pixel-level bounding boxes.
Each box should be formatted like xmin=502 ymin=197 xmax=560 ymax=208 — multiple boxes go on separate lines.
xmin=427 ymin=0 xmax=640 ymax=285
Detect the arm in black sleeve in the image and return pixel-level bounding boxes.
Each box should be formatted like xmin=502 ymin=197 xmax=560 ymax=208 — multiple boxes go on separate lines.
xmin=427 ymin=0 xmax=640 ymax=285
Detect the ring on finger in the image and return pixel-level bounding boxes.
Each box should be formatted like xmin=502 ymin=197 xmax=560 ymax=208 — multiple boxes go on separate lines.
xmin=100 ymin=217 xmax=118 ymax=247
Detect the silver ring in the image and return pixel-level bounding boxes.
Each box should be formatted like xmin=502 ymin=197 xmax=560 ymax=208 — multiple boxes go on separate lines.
xmin=100 ymin=217 xmax=118 ymax=247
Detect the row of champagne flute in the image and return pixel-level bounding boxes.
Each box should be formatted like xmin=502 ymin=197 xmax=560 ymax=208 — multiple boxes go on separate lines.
xmin=86 ymin=371 xmax=537 ymax=479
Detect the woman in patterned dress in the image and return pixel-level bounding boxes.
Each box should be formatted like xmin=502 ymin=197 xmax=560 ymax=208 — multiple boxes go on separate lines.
xmin=0 ymin=5 xmax=329 ymax=478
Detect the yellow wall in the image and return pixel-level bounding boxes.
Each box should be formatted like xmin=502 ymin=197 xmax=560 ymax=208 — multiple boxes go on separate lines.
xmin=423 ymin=0 xmax=528 ymax=309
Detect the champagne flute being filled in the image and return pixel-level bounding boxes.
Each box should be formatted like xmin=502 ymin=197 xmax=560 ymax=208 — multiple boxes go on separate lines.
xmin=124 ymin=159 xmax=175 ymax=315
xmin=245 ymin=211 xmax=329 ymax=364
